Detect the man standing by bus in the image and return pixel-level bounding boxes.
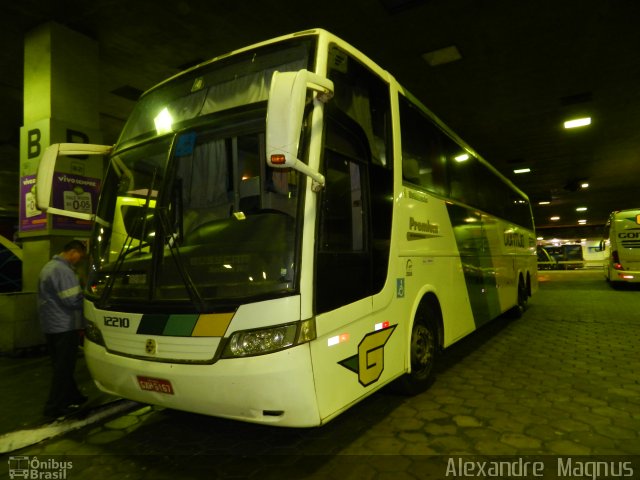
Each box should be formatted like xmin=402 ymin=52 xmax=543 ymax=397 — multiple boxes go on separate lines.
xmin=38 ymin=240 xmax=88 ymax=418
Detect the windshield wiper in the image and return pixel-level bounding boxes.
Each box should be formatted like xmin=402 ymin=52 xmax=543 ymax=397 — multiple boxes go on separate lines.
xmin=155 ymin=206 xmax=206 ymax=312
xmin=97 ymin=170 xmax=157 ymax=308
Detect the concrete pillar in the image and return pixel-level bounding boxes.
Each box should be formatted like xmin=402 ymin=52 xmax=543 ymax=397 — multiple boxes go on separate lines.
xmin=1 ymin=22 xmax=104 ymax=353
xmin=19 ymin=22 xmax=103 ymax=290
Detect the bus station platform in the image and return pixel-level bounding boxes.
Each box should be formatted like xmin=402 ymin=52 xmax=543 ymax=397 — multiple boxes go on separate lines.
xmin=1 ymin=270 xmax=639 ymax=478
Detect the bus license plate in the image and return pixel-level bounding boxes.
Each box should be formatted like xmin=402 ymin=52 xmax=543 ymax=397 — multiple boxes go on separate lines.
xmin=137 ymin=375 xmax=174 ymax=394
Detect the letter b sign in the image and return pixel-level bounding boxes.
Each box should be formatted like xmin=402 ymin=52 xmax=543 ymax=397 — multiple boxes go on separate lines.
xmin=27 ymin=129 xmax=41 ymax=159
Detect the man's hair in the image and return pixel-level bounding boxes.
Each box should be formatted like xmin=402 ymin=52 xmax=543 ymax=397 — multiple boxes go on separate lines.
xmin=62 ymin=240 xmax=87 ymax=253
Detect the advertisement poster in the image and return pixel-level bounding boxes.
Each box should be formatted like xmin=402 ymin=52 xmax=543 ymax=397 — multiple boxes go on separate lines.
xmin=19 ymin=175 xmax=47 ymax=232
xmin=51 ymin=173 xmax=101 ymax=230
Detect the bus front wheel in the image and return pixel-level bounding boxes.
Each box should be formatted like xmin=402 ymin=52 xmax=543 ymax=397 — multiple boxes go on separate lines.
xmin=397 ymin=311 xmax=438 ymax=395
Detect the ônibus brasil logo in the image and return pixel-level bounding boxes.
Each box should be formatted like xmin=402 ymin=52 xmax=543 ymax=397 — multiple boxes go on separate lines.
xmin=8 ymin=456 xmax=72 ymax=479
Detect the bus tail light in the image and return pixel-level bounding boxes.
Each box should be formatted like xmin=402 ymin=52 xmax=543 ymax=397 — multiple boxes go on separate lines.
xmin=612 ymin=250 xmax=623 ymax=270
xmin=221 ymin=319 xmax=316 ymax=358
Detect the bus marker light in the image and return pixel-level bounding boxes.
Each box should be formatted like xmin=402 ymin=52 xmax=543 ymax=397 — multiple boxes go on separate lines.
xmin=375 ymin=321 xmax=390 ymax=331
xmin=328 ymin=333 xmax=349 ymax=347
xmin=270 ymin=154 xmax=286 ymax=165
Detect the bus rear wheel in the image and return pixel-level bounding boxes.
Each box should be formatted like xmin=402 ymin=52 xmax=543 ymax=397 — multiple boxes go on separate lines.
xmin=397 ymin=312 xmax=438 ymax=395
xmin=508 ymin=277 xmax=528 ymax=319
xmin=517 ymin=278 xmax=528 ymax=313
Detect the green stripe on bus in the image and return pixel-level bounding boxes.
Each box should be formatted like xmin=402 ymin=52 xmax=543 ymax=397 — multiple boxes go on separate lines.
xmin=446 ymin=203 xmax=502 ymax=327
xmin=164 ymin=314 xmax=199 ymax=336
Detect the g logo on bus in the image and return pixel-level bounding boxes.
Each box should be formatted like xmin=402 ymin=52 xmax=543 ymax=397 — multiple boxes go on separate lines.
xmin=145 ymin=339 xmax=157 ymax=355
xmin=339 ymin=325 xmax=396 ymax=387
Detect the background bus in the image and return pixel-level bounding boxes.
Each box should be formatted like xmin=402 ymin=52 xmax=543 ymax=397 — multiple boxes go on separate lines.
xmin=37 ymin=29 xmax=537 ymax=427
xmin=601 ymin=209 xmax=640 ymax=286
xmin=542 ymin=244 xmax=584 ymax=270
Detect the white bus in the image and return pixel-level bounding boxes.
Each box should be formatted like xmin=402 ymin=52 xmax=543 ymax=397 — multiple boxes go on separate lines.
xmin=601 ymin=209 xmax=640 ymax=286
xmin=37 ymin=29 xmax=537 ymax=427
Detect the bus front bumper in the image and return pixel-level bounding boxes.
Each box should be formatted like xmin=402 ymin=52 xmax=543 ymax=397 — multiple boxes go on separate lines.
xmin=84 ymin=339 xmax=322 ymax=427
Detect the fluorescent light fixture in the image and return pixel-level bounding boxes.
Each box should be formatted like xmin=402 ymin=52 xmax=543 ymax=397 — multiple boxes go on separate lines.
xmin=454 ymin=153 xmax=469 ymax=162
xmin=538 ymin=201 xmax=551 ymax=205
xmin=578 ymin=219 xmax=587 ymax=224
xmin=513 ymin=168 xmax=531 ymax=174
xmin=422 ymin=45 xmax=462 ymax=66
xmin=550 ymin=216 xmax=560 ymax=221
xmin=576 ymin=207 xmax=587 ymax=211
xmin=564 ymin=117 xmax=591 ymax=129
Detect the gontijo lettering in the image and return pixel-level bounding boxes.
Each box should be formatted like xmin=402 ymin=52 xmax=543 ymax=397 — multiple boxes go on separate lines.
xmin=504 ymin=231 xmax=525 ymax=247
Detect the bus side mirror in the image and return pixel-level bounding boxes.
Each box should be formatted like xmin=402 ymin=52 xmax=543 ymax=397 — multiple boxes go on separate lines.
xmin=37 ymin=143 xmax=112 ymax=220
xmin=266 ymin=69 xmax=334 ymax=191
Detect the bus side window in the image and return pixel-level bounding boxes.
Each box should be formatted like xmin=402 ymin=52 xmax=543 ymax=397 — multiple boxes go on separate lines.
xmin=443 ymin=135 xmax=480 ymax=208
xmin=316 ymin=119 xmax=372 ymax=314
xmin=399 ymin=96 xmax=447 ymax=196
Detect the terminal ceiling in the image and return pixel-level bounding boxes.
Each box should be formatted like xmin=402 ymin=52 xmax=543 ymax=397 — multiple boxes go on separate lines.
xmin=2 ymin=0 xmax=639 ymax=238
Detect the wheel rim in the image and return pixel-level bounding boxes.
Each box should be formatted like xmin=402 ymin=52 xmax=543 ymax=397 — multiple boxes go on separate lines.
xmin=411 ymin=323 xmax=435 ymax=379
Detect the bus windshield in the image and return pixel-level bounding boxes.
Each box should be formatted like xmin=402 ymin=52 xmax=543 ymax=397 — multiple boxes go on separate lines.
xmin=118 ymin=39 xmax=314 ymax=147
xmin=86 ymin=39 xmax=314 ymax=311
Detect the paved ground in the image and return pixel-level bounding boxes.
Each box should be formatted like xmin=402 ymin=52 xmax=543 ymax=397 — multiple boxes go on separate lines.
xmin=1 ymin=270 xmax=639 ymax=479
xmin=0 ymin=344 xmax=119 ymax=434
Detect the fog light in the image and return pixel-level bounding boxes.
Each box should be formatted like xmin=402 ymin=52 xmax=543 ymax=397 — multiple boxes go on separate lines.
xmin=85 ymin=320 xmax=105 ymax=346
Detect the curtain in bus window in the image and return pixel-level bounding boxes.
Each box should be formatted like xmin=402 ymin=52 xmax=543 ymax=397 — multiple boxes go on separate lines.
xmin=316 ymin=150 xmax=370 ymax=313
xmin=328 ymin=48 xmax=389 ymax=168
xmin=177 ymin=139 xmax=230 ymax=233
xmin=319 ymin=157 xmax=364 ymax=252
xmin=200 ymin=60 xmax=305 ymax=116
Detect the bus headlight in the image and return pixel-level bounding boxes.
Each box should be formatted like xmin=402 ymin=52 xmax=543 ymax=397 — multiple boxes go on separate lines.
xmin=85 ymin=320 xmax=106 ymax=347
xmin=222 ymin=319 xmax=316 ymax=358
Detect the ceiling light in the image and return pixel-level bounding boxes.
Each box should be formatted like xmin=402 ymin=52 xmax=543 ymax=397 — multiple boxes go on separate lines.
xmin=576 ymin=207 xmax=587 ymax=211
xmin=513 ymin=168 xmax=531 ymax=174
xmin=578 ymin=220 xmax=587 ymax=224
xmin=564 ymin=117 xmax=591 ymax=129
xmin=550 ymin=216 xmax=560 ymax=221
xmin=422 ymin=45 xmax=462 ymax=66
xmin=581 ymin=183 xmax=589 ymax=189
